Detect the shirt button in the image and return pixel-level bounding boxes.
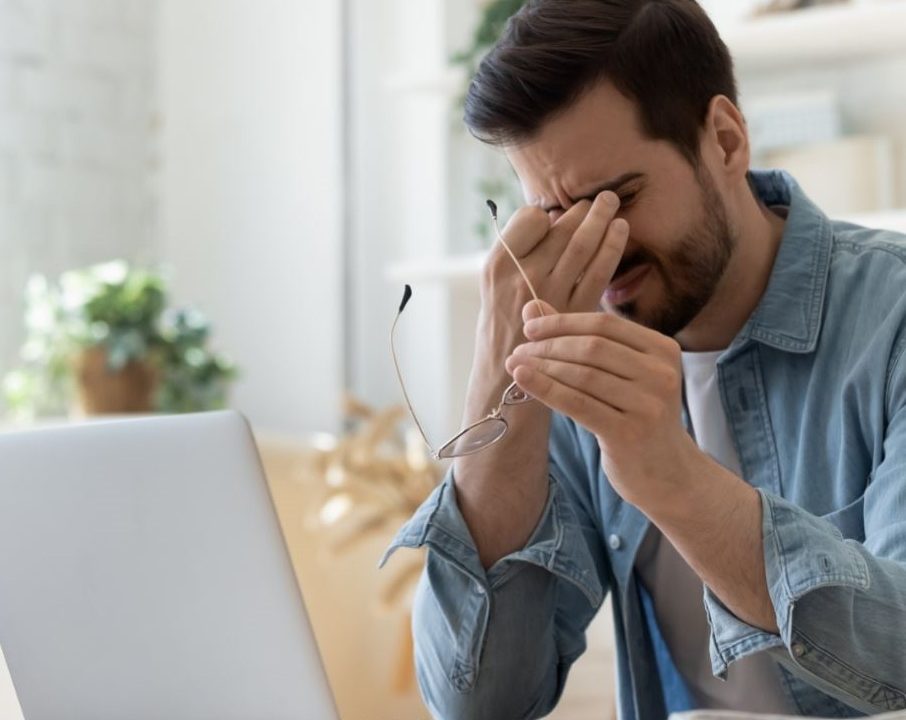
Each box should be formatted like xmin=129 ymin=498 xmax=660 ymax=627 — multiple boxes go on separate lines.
xmin=608 ymin=534 xmax=623 ymax=550
xmin=792 ymin=642 xmax=807 ymax=658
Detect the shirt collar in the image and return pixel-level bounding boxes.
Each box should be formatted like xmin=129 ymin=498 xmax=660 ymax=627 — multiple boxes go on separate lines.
xmin=729 ymin=169 xmax=833 ymax=356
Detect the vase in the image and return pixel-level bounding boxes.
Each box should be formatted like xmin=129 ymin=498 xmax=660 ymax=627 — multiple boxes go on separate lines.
xmin=72 ymin=347 xmax=159 ymax=415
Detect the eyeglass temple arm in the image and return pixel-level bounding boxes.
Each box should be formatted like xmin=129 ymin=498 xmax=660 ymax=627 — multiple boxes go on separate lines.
xmin=486 ymin=199 xmax=546 ymax=318
xmin=390 ymin=285 xmax=435 ymax=455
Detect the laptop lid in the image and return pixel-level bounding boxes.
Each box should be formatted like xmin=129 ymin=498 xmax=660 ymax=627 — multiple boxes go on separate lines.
xmin=0 ymin=410 xmax=339 ymax=720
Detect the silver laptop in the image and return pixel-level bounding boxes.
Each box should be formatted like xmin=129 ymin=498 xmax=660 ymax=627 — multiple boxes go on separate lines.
xmin=0 ymin=410 xmax=339 ymax=720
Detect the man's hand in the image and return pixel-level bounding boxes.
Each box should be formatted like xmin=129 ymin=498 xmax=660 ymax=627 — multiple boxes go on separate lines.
xmin=475 ymin=191 xmax=629 ymax=374
xmin=505 ymin=308 xmax=699 ymax=509
xmin=452 ymin=190 xmax=630 ymax=569
xmin=505 ymin=297 xmax=780 ymax=634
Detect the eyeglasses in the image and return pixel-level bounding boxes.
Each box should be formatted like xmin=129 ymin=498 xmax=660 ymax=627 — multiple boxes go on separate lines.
xmin=390 ymin=200 xmax=547 ymax=460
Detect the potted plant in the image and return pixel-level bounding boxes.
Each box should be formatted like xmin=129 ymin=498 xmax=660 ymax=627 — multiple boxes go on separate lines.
xmin=2 ymin=260 xmax=237 ymax=420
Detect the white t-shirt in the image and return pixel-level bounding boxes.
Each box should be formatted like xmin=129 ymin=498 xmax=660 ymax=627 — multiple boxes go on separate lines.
xmin=634 ymin=349 xmax=795 ymax=711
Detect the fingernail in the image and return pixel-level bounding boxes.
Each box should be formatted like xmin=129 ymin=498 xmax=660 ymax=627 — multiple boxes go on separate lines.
xmin=602 ymin=191 xmax=620 ymax=208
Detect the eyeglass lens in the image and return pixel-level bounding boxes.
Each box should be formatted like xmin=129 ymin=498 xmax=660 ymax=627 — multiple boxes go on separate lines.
xmin=437 ymin=418 xmax=508 ymax=459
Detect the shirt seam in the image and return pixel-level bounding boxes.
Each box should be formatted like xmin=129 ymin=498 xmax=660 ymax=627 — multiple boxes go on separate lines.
xmin=885 ymin=332 xmax=906 ymax=411
xmin=792 ymin=626 xmax=906 ymax=705
xmin=750 ymin=212 xmax=828 ymax=348
xmin=753 ymin=350 xmax=784 ymax=497
xmin=833 ymin=238 xmax=906 ymax=264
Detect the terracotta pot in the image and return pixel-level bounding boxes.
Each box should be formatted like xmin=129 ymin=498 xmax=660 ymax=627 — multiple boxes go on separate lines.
xmin=72 ymin=347 xmax=159 ymax=415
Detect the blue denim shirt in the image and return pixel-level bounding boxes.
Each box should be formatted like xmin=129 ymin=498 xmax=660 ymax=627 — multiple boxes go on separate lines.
xmin=381 ymin=170 xmax=906 ymax=719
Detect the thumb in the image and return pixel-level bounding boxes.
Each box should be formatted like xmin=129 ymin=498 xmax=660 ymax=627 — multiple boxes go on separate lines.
xmin=522 ymin=298 xmax=557 ymax=322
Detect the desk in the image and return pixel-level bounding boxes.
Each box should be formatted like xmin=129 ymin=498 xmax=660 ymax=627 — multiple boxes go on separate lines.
xmin=0 ymin=643 xmax=23 ymax=720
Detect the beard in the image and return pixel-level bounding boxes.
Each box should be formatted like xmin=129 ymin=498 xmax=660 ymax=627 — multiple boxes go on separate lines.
xmin=609 ymin=169 xmax=736 ymax=337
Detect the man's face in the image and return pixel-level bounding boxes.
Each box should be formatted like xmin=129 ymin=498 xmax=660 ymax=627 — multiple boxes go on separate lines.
xmin=506 ymin=80 xmax=737 ymax=337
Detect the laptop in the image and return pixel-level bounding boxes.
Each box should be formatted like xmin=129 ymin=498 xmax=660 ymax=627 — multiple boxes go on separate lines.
xmin=0 ymin=410 xmax=339 ymax=720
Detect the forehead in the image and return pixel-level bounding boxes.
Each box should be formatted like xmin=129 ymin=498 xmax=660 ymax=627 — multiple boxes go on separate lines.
xmin=506 ymin=81 xmax=678 ymax=204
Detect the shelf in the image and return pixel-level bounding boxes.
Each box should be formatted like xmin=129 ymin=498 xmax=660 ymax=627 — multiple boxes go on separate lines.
xmin=383 ymin=2 xmax=906 ymax=96
xmin=724 ymin=1 xmax=906 ymax=71
xmin=385 ymin=209 xmax=906 ymax=285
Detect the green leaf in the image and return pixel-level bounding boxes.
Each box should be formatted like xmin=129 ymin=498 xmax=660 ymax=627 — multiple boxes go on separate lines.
xmin=2 ymin=261 xmax=238 ymax=418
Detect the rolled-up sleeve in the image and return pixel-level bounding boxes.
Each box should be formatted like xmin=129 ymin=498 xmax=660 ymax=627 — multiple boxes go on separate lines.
xmin=704 ymin=343 xmax=906 ymax=712
xmin=380 ymin=422 xmax=609 ymax=719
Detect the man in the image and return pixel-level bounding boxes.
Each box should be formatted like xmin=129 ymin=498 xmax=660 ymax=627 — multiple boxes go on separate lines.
xmin=381 ymin=0 xmax=906 ymax=717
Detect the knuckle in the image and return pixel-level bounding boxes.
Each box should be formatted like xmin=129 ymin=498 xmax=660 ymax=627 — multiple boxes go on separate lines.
xmin=582 ymin=337 xmax=599 ymax=357
xmin=480 ymin=249 xmax=502 ymax=280
xmin=539 ymin=371 xmax=555 ymax=395
xmin=579 ymin=366 xmax=597 ymax=386
xmin=589 ymin=337 xmax=607 ymax=356
xmin=596 ymin=313 xmax=615 ymax=332
xmin=572 ymin=391 xmax=590 ymax=415
xmin=660 ymin=335 xmax=682 ymax=358
xmin=660 ymin=367 xmax=681 ymax=395
xmin=481 ymin=247 xmax=527 ymax=289
xmin=509 ymin=205 xmax=550 ymax=238
xmin=642 ymin=397 xmax=667 ymax=422
xmin=514 ymin=204 xmax=548 ymax=225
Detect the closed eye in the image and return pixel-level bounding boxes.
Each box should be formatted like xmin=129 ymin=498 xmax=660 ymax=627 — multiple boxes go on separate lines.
xmin=618 ymin=191 xmax=638 ymax=208
xmin=546 ymin=188 xmax=640 ymax=221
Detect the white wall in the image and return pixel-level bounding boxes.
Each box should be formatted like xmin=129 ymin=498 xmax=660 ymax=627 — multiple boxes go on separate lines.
xmin=0 ymin=0 xmax=159 ymax=386
xmin=158 ymin=0 xmax=344 ymax=435
xmin=348 ymin=0 xmax=489 ymax=443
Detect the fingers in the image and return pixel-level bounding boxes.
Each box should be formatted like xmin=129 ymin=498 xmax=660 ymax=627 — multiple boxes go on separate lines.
xmin=523 ymin=311 xmax=671 ymax=355
xmin=571 ymin=215 xmax=630 ymax=310
xmin=496 ymin=206 xmax=550 ymax=258
xmin=511 ymin=364 xmax=622 ymax=430
xmin=509 ymin=355 xmax=637 ymax=411
xmin=531 ymin=200 xmax=592 ymax=271
xmin=510 ymin=334 xmax=647 ymax=381
xmin=522 ymin=298 xmax=558 ymax=322
xmin=552 ymin=192 xmax=621 ymax=288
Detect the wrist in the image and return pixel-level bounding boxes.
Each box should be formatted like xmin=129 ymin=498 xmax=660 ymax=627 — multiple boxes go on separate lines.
xmin=642 ymin=444 xmax=754 ymax=527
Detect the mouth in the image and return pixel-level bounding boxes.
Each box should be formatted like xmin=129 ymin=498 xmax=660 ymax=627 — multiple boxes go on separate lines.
xmin=604 ymin=262 xmax=651 ymax=305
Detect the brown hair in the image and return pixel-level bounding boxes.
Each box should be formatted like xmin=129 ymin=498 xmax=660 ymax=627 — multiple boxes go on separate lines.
xmin=463 ymin=0 xmax=737 ymax=165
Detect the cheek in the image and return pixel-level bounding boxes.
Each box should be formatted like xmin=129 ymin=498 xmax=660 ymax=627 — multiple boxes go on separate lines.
xmin=624 ymin=210 xmax=692 ymax=266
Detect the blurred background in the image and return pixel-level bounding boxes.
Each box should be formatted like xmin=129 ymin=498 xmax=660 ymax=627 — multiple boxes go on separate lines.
xmin=1 ymin=1 xmax=905 ymax=718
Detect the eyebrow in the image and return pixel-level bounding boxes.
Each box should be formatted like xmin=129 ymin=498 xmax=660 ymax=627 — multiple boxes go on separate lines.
xmin=540 ymin=172 xmax=646 ymax=213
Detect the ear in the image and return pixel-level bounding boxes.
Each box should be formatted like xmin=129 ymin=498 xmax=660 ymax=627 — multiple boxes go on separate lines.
xmin=703 ymin=95 xmax=749 ymax=183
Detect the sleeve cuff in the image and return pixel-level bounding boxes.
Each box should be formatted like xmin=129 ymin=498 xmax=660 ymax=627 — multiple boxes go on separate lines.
xmin=380 ymin=469 xmax=604 ymax=608
xmin=703 ymin=489 xmax=870 ymax=679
